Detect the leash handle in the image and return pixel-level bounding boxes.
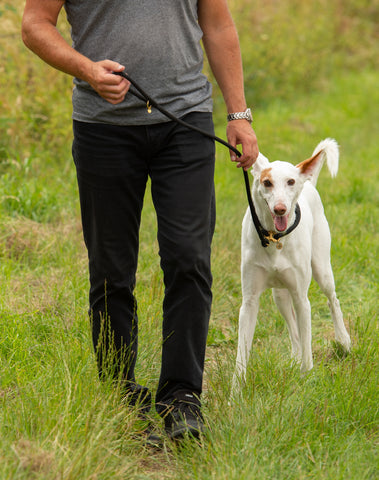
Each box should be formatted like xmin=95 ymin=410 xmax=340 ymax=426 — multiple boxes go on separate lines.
xmin=114 ymin=71 xmax=269 ymax=247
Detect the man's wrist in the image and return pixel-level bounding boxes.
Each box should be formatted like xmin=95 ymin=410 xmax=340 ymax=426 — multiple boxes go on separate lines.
xmin=227 ymin=107 xmax=253 ymax=123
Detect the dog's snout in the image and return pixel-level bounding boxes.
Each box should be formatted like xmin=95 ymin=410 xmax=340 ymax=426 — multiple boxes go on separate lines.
xmin=274 ymin=203 xmax=287 ymax=216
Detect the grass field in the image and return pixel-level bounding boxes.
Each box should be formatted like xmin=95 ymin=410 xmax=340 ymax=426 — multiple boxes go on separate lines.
xmin=0 ymin=1 xmax=378 ymax=479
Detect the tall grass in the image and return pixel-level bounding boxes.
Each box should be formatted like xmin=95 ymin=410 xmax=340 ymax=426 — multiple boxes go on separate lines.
xmin=0 ymin=1 xmax=378 ymax=478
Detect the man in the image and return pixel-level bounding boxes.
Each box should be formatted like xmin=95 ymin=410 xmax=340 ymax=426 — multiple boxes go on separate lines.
xmin=22 ymin=0 xmax=259 ymax=440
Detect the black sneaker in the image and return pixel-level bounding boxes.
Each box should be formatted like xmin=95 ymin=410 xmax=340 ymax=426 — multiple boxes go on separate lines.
xmin=123 ymin=383 xmax=151 ymax=414
xmin=163 ymin=390 xmax=205 ymax=440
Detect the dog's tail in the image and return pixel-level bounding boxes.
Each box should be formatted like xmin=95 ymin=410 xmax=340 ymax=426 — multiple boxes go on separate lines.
xmin=309 ymin=138 xmax=339 ymax=187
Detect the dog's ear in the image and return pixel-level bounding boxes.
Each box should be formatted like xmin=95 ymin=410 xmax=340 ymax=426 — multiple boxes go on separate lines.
xmin=296 ymin=138 xmax=339 ymax=186
xmin=296 ymin=151 xmax=324 ymax=179
xmin=252 ymin=153 xmax=270 ymax=177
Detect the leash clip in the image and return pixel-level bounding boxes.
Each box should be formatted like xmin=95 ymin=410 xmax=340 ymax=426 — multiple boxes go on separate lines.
xmin=146 ymin=101 xmax=152 ymax=114
xmin=265 ymin=231 xmax=283 ymax=250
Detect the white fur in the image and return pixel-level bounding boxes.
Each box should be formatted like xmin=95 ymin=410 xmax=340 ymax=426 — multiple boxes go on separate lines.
xmin=232 ymin=139 xmax=351 ymax=391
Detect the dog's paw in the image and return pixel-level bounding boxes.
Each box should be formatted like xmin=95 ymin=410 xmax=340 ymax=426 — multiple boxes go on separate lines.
xmin=300 ymin=360 xmax=314 ymax=374
xmin=332 ymin=339 xmax=351 ymax=359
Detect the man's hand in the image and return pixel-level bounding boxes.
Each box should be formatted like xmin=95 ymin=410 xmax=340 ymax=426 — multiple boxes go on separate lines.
xmin=22 ymin=1 xmax=130 ymax=106
xmin=87 ymin=61 xmax=130 ymax=105
xmin=226 ymin=120 xmax=259 ymax=170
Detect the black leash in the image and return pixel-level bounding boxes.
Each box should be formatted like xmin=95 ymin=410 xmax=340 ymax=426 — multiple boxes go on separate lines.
xmin=114 ymin=71 xmax=300 ymax=248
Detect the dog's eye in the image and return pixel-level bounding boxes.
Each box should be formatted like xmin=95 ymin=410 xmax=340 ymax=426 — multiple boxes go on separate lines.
xmin=287 ymin=179 xmax=295 ymax=186
xmin=263 ymin=179 xmax=272 ymax=188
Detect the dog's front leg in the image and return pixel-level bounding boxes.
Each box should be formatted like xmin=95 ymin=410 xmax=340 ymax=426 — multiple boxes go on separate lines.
xmin=232 ymin=294 xmax=260 ymax=393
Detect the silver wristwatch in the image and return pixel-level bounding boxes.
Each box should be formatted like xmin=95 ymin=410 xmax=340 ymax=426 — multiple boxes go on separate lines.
xmin=227 ymin=108 xmax=253 ymax=123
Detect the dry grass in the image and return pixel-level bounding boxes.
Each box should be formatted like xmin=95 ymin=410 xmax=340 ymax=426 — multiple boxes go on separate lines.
xmin=0 ymin=216 xmax=85 ymax=315
xmin=12 ymin=439 xmax=56 ymax=479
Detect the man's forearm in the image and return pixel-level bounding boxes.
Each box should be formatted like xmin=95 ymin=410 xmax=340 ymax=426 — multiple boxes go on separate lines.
xmin=200 ymin=3 xmax=259 ymax=170
xmin=202 ymin=24 xmax=247 ymax=114
xmin=22 ymin=19 xmax=93 ymax=82
xmin=22 ymin=7 xmax=129 ymax=105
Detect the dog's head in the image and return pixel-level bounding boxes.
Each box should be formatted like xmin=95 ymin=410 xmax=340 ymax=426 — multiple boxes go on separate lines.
xmin=251 ymin=144 xmax=333 ymax=232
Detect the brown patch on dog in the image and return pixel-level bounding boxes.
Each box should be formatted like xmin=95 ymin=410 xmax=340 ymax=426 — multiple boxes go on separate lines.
xmin=296 ymin=151 xmax=323 ymax=175
xmin=260 ymin=167 xmax=273 ymax=184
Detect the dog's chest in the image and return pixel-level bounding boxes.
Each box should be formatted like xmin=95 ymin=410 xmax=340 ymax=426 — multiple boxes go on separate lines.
xmin=258 ymin=247 xmax=306 ymax=289
xmin=266 ymin=255 xmax=291 ymax=286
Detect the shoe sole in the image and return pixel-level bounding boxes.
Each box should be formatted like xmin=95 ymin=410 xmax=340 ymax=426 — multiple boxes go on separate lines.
xmin=145 ymin=432 xmax=164 ymax=449
xmin=166 ymin=419 xmax=204 ymax=440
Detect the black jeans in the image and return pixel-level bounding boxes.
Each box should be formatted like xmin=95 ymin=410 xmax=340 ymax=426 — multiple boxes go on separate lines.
xmin=72 ymin=112 xmax=216 ymax=406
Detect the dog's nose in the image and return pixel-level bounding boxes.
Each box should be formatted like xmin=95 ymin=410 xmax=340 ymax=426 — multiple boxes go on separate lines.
xmin=274 ymin=203 xmax=287 ymax=216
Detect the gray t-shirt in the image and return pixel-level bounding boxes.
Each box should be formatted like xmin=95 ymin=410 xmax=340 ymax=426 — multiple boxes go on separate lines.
xmin=64 ymin=0 xmax=213 ymax=125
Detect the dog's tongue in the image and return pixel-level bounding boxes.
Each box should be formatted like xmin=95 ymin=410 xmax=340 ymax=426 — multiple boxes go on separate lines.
xmin=274 ymin=215 xmax=289 ymax=232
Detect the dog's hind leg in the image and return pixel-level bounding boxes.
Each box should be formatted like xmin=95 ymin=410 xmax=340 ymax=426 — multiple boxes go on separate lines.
xmin=291 ymin=292 xmax=313 ymax=373
xmin=272 ymin=288 xmax=301 ymax=362
xmin=311 ymin=218 xmax=351 ymax=352
xmin=312 ymin=260 xmax=351 ymax=352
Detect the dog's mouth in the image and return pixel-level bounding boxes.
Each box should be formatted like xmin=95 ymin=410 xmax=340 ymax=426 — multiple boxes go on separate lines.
xmin=272 ymin=214 xmax=289 ymax=232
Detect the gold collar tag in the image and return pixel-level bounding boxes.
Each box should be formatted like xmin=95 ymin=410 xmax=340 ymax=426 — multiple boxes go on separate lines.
xmin=265 ymin=231 xmax=283 ymax=250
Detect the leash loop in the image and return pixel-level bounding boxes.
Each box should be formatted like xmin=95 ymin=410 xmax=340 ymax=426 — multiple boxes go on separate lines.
xmin=113 ymin=71 xmax=300 ymax=248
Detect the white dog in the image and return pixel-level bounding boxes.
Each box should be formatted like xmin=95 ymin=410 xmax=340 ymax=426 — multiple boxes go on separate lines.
xmin=232 ymin=139 xmax=351 ymax=389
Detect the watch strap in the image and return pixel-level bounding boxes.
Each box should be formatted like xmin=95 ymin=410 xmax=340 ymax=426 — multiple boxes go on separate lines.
xmin=227 ymin=108 xmax=253 ymax=123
